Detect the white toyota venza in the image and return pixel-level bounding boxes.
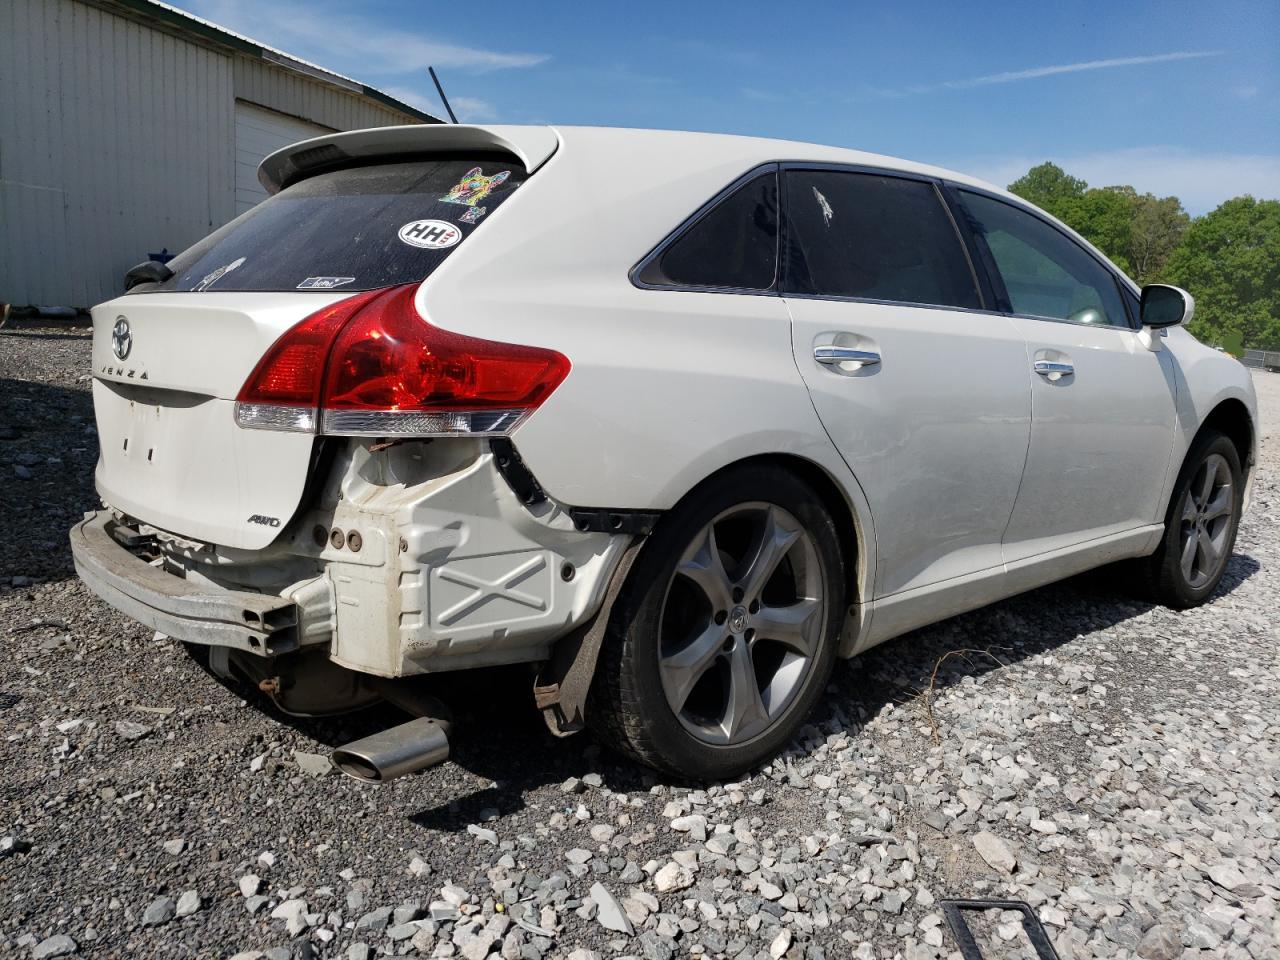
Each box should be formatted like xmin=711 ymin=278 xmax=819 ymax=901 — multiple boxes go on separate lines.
xmin=72 ymin=125 xmax=1258 ymax=781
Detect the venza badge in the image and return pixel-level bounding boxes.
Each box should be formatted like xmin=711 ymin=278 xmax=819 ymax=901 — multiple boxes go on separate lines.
xmin=111 ymin=316 xmax=132 ymax=360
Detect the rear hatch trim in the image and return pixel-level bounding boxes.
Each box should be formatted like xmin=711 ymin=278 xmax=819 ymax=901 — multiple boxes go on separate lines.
xmin=259 ymin=124 xmax=559 ymax=194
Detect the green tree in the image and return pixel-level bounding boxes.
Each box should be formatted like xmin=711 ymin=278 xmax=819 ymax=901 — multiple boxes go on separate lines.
xmin=1009 ymin=167 xmax=1190 ymax=280
xmin=1164 ymin=196 xmax=1280 ymax=350
xmin=1128 ymin=193 xmax=1190 ymax=283
xmin=1008 ymin=162 xmax=1086 ymax=215
xmin=1068 ymin=185 xmax=1137 ymax=275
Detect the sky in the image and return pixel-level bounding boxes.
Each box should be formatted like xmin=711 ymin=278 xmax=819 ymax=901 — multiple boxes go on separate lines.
xmin=181 ymin=0 xmax=1280 ymax=215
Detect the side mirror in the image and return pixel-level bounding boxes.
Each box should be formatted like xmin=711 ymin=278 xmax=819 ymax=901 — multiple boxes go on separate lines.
xmin=1140 ymin=284 xmax=1194 ymax=329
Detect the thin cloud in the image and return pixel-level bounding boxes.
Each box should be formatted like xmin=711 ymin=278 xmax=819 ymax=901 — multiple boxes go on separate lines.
xmin=943 ymin=51 xmax=1221 ymax=89
xmin=956 ymin=147 xmax=1280 ymax=216
xmin=381 ymin=86 xmax=445 ymax=117
xmin=740 ymin=87 xmax=786 ymax=104
xmin=182 ymin=0 xmax=549 ymax=73
xmin=382 ymin=88 xmax=499 ymax=123
xmin=855 ymin=51 xmax=1221 ymax=101
xmin=449 ymin=97 xmax=499 ymax=123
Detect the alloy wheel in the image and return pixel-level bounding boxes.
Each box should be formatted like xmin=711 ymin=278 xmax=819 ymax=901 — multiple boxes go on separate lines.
xmin=657 ymin=502 xmax=826 ymax=746
xmin=1178 ymin=452 xmax=1234 ymax=590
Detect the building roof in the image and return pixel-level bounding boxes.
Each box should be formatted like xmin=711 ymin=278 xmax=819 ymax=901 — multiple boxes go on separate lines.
xmin=98 ymin=0 xmax=443 ymax=124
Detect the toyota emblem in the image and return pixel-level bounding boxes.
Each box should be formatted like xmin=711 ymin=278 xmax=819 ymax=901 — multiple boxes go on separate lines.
xmin=111 ymin=316 xmax=132 ymax=360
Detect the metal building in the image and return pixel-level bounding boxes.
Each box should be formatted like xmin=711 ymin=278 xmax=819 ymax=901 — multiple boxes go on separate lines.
xmin=0 ymin=0 xmax=440 ymax=308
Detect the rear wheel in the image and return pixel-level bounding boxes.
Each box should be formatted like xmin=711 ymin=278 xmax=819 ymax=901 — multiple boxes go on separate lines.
xmin=589 ymin=466 xmax=845 ymax=779
xmin=1142 ymin=432 xmax=1242 ymax=609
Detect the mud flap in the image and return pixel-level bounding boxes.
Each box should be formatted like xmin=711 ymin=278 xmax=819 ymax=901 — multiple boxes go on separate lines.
xmin=533 ymin=538 xmax=644 ymax=736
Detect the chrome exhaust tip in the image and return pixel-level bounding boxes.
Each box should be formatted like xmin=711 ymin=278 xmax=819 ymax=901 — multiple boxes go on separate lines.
xmin=332 ymin=715 xmax=450 ymax=782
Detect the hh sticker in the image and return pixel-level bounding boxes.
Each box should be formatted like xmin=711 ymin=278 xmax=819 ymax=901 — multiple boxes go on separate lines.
xmin=193 ymin=256 xmax=245 ymax=292
xmin=297 ymin=276 xmax=356 ymax=290
xmin=398 ymin=220 xmax=461 ymax=249
xmin=440 ymin=167 xmax=510 ymax=209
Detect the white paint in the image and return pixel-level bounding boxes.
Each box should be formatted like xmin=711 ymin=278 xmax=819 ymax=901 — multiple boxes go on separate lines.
xmin=80 ymin=123 xmax=1259 ymax=676
xmin=785 ymin=299 xmax=1030 ymax=598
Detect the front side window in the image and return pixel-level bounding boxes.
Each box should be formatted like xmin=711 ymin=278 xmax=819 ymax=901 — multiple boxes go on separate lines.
xmin=782 ymin=170 xmax=981 ymax=309
xmin=642 ymin=171 xmax=779 ymax=290
xmin=957 ymin=191 xmax=1129 ymax=327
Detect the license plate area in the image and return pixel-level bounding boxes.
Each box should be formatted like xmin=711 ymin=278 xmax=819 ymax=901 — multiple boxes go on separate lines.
xmin=92 ymin=379 xmax=316 ymax=550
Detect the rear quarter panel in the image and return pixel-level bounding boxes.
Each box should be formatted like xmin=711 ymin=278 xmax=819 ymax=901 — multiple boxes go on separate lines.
xmin=417 ymin=127 xmax=879 ymax=613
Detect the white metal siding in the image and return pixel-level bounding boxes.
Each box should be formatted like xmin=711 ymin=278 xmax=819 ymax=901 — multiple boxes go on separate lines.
xmin=232 ymin=57 xmax=415 ymax=133
xmin=234 ymin=101 xmax=332 ymax=214
xmin=0 ymin=0 xmax=424 ymax=308
xmin=0 ymin=0 xmax=236 ymax=307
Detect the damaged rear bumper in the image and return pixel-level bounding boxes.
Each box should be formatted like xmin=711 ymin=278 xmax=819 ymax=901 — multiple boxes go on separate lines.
xmin=69 ymin=511 xmax=302 ymax=656
xmin=71 ymin=440 xmax=635 ymax=678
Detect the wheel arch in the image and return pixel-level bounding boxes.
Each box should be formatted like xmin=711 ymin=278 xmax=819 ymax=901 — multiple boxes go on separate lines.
xmin=667 ymin=452 xmax=871 ymax=613
xmin=1163 ymin=396 xmax=1256 ymax=524
xmin=1197 ymin=397 xmax=1255 ymax=477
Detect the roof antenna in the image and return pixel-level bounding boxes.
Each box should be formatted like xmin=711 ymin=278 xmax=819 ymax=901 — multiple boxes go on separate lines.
xmin=428 ymin=66 xmax=459 ymax=124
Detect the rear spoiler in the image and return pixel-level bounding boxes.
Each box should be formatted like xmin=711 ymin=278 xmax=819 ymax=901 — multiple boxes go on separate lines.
xmin=258 ymin=124 xmax=561 ymax=194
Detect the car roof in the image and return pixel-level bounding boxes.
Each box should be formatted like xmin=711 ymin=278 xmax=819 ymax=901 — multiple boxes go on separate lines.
xmin=259 ymin=123 xmax=1011 ymax=199
xmin=258 ymin=123 xmax=1135 ymax=292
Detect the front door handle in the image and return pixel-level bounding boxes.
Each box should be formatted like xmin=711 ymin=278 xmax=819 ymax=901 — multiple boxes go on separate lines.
xmin=1033 ymin=359 xmax=1074 ymax=379
xmin=814 ymin=346 xmax=881 ymax=366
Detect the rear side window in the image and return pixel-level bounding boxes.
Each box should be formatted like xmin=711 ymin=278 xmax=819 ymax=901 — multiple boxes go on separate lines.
xmin=140 ymin=158 xmax=527 ymax=293
xmin=957 ymin=190 xmax=1129 ymax=327
xmin=782 ymin=171 xmax=980 ymax=309
xmin=641 ymin=171 xmax=779 ymax=290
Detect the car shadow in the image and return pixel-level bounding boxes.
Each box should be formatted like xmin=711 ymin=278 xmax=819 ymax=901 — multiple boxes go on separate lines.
xmin=395 ymin=549 xmax=1260 ymax=832
xmin=0 ymin=376 xmax=98 ymax=585
xmin=193 ymin=548 xmax=1261 ymax=833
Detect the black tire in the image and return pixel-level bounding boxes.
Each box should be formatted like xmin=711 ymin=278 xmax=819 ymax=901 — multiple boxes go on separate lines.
xmin=588 ymin=464 xmax=845 ymax=779
xmin=1141 ymin=431 xmax=1243 ymax=609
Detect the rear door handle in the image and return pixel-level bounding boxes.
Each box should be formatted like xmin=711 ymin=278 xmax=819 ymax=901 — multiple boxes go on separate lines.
xmin=814 ymin=346 xmax=881 ymax=366
xmin=1033 ymin=359 xmax=1074 ymax=378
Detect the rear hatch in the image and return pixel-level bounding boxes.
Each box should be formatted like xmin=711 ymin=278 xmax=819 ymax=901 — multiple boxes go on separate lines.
xmin=91 ymin=153 xmax=532 ymax=550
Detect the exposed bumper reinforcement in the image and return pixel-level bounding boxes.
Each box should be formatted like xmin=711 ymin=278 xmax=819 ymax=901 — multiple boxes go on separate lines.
xmin=69 ymin=511 xmax=299 ymax=655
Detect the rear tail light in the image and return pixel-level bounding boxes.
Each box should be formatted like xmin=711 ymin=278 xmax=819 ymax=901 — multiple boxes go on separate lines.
xmin=234 ymin=284 xmax=569 ymax=437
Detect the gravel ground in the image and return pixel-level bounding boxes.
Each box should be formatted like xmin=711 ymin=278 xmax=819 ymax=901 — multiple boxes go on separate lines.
xmin=2 ymin=325 xmax=1277 ymax=960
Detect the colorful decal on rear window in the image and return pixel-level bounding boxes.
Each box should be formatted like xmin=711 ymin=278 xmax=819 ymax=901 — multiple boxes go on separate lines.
xmin=440 ymin=167 xmax=510 ymax=209
xmin=192 ymin=256 xmax=246 ymax=292
xmin=398 ymin=219 xmax=462 ymax=249
xmin=297 ymin=276 xmax=356 ymax=290
xmin=458 ymin=206 xmax=485 ymax=224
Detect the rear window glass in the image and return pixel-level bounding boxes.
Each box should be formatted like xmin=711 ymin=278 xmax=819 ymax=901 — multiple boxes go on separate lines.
xmin=648 ymin=171 xmax=779 ymax=290
xmin=783 ymin=170 xmax=980 ymax=309
xmin=139 ymin=158 xmax=527 ymax=293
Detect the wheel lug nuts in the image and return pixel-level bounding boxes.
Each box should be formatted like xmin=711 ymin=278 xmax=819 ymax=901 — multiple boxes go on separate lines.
xmin=732 ymin=587 xmax=744 ymax=603
xmin=714 ymin=610 xmax=728 ymax=626
xmin=748 ymin=599 xmax=760 ymax=614
xmin=722 ymin=637 xmax=734 ymax=652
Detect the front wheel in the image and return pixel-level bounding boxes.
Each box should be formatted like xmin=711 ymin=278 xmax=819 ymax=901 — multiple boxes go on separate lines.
xmin=589 ymin=466 xmax=845 ymax=779
xmin=1142 ymin=432 xmax=1243 ymax=609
